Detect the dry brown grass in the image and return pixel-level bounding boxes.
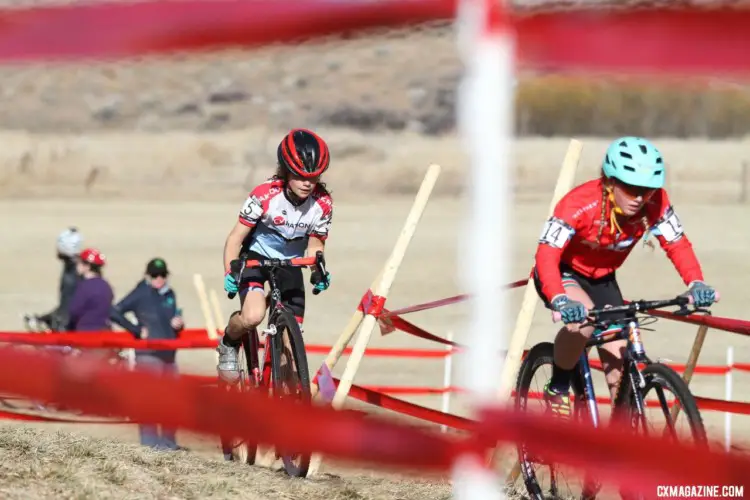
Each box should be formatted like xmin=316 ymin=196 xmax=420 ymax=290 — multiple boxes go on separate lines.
xmin=0 ymin=425 xmax=461 ymax=500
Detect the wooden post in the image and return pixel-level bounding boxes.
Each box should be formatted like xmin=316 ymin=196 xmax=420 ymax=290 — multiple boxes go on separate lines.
xmin=307 ymin=163 xmax=441 ymax=477
xmin=670 ymin=324 xmax=709 ymax=424
xmin=193 ymin=274 xmax=218 ymax=340
xmin=310 ymin=268 xmax=384 ymax=400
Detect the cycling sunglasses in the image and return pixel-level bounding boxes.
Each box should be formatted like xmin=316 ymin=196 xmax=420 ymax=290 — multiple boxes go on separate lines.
xmin=149 ymin=272 xmax=168 ymax=279
xmin=614 ymin=179 xmax=657 ymax=200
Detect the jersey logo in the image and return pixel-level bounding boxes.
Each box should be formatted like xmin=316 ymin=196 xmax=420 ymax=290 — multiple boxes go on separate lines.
xmin=571 ymin=200 xmax=598 ymax=220
xmin=651 ymin=206 xmax=684 ymax=244
xmin=539 ymin=217 xmax=575 ymax=249
xmin=273 ymin=215 xmax=285 ymax=226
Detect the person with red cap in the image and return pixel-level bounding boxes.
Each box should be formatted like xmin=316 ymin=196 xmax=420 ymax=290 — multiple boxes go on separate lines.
xmin=66 ymin=247 xmax=140 ymax=336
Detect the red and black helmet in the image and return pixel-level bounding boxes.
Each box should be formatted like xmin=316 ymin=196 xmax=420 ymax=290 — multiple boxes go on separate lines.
xmin=277 ymin=128 xmax=330 ymax=178
xmin=79 ymin=248 xmax=106 ymax=267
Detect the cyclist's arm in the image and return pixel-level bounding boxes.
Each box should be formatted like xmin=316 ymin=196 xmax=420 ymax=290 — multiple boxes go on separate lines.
xmin=648 ymin=190 xmax=704 ymax=285
xmin=307 ymin=194 xmax=332 ymax=258
xmin=306 ymin=235 xmax=325 ymax=258
xmin=226 ymin=192 xmax=266 ymax=272
xmin=224 ymin=220 xmax=253 ymax=273
xmin=306 ymin=196 xmax=332 ymax=274
xmin=534 ymin=199 xmax=579 ymax=304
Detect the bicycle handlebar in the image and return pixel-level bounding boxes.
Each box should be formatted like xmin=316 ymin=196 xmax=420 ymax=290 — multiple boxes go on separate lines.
xmin=227 ymin=251 xmax=327 ymax=299
xmin=551 ymin=294 xmax=698 ymax=324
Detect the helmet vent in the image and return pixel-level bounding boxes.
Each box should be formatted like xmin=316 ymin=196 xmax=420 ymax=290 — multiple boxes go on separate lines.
xmin=654 ymin=170 xmax=663 ymax=175
xmin=656 ymin=157 xmax=663 ymax=164
xmin=639 ymin=144 xmax=648 ymax=154
xmin=623 ymin=165 xmax=636 ymax=172
xmin=620 ymin=151 xmax=632 ymax=159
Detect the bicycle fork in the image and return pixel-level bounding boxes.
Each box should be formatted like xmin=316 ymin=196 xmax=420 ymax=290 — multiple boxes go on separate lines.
xmin=577 ymin=352 xmax=601 ymax=429
xmin=577 ymin=352 xmax=604 ymax=500
xmin=251 ymin=325 xmax=278 ymax=388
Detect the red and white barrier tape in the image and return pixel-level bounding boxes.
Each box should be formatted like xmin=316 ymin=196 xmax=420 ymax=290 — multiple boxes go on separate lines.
xmin=0 ymin=2 xmax=748 ymax=79
xmin=0 ymin=347 xmax=746 ymax=493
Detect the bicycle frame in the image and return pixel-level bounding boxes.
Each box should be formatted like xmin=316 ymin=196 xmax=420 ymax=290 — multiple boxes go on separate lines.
xmin=575 ymin=321 xmax=647 ymax=430
xmin=247 ymin=268 xmax=288 ymax=389
xmin=228 ymin=251 xmax=326 ymax=389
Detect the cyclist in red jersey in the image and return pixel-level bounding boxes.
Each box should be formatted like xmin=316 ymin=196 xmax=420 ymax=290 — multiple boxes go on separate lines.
xmin=532 ymin=136 xmax=718 ymax=417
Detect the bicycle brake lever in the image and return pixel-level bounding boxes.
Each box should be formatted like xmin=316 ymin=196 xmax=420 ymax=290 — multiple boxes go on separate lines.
xmin=312 ymin=251 xmax=327 ymax=296
xmin=671 ymin=305 xmax=692 ymax=317
xmin=673 ymin=303 xmax=711 ymax=317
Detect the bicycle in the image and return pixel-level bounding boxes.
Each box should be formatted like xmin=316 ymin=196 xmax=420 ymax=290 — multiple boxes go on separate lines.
xmin=219 ymin=250 xmax=327 ymax=478
xmin=515 ymin=294 xmax=710 ymax=500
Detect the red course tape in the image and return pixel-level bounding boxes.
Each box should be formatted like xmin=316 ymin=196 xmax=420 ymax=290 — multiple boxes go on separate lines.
xmin=0 ymin=347 xmax=747 ymax=493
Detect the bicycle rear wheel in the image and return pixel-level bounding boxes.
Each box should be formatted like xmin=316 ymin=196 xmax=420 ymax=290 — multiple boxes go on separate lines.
xmin=270 ymin=309 xmax=311 ymax=478
xmin=515 ymin=342 xmax=592 ymax=500
xmin=220 ymin=332 xmax=258 ymax=464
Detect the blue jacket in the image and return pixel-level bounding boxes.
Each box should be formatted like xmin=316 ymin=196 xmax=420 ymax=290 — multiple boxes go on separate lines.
xmin=112 ymin=280 xmax=183 ymax=362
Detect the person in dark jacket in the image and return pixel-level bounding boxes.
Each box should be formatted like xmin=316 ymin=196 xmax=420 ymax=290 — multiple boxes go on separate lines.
xmin=112 ymin=257 xmax=184 ymax=450
xmin=33 ymin=227 xmax=83 ymax=331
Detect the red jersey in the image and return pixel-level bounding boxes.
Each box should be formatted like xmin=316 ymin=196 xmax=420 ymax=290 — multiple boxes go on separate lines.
xmin=535 ymin=178 xmax=703 ymax=303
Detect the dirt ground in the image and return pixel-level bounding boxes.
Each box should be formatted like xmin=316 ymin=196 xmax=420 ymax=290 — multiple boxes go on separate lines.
xmin=0 ymin=425 xmax=453 ymax=500
xmin=2 ymin=160 xmax=749 ymax=497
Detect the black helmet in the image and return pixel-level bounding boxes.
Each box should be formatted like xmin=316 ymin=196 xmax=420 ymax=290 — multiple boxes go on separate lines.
xmin=277 ymin=128 xmax=330 ymax=178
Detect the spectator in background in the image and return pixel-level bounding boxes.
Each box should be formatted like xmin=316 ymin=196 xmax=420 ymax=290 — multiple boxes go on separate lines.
xmin=67 ymin=247 xmax=141 ymax=362
xmin=112 ymin=257 xmax=184 ymax=451
xmin=67 ymin=248 xmax=140 ymax=333
xmin=32 ymin=227 xmax=83 ymax=331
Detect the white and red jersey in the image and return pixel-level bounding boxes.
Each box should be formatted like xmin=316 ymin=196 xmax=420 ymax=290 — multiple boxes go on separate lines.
xmin=238 ymin=178 xmax=333 ymax=259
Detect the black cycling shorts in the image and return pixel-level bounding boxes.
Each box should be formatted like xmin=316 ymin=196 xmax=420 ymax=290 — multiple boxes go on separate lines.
xmin=533 ymin=263 xmax=633 ymax=322
xmin=239 ymin=251 xmax=305 ymax=320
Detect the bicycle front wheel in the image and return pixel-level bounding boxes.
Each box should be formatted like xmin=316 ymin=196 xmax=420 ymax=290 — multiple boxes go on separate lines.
xmin=629 ymin=362 xmax=708 ymax=447
xmin=270 ymin=309 xmax=311 ymax=478
xmin=514 ymin=342 xmax=591 ymax=500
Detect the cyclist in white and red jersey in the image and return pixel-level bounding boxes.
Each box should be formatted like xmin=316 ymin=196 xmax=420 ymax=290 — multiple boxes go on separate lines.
xmin=217 ymin=128 xmax=333 ymax=382
xmin=532 ymin=136 xmax=718 ymax=417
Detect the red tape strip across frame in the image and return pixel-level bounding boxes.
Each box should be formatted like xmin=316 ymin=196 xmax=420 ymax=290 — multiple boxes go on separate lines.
xmin=0 ymin=1 xmax=749 ymax=80
xmin=0 ymin=347 xmax=747 ymax=492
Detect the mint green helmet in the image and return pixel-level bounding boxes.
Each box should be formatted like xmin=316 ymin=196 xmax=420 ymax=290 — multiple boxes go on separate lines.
xmin=602 ymin=136 xmax=665 ymax=189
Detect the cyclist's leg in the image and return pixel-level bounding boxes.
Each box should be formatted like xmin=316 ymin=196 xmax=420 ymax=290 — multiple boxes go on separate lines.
xmin=590 ymin=275 xmax=630 ymax=402
xmin=218 ymin=258 xmax=268 ymax=382
xmin=533 ymin=266 xmax=596 ymax=416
